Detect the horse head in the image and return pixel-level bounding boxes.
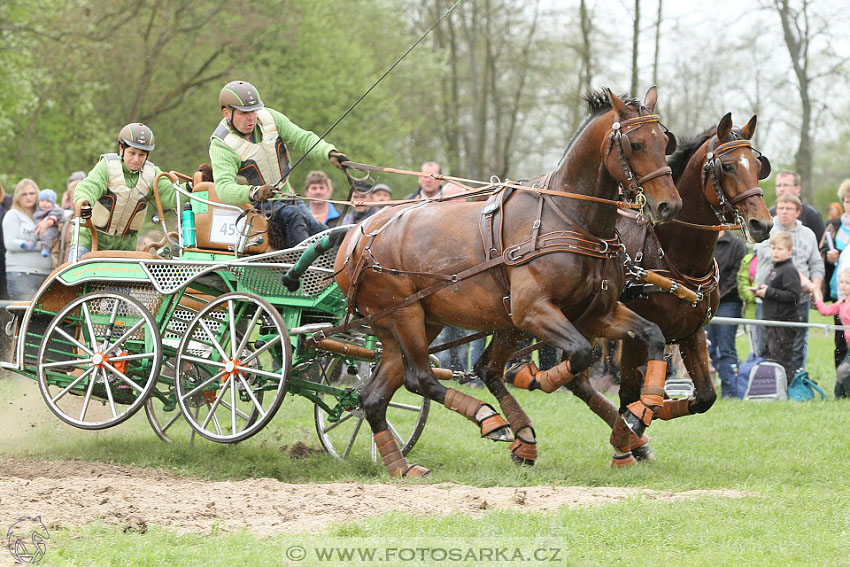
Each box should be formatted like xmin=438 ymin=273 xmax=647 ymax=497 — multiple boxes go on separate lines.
xmin=601 ymin=86 xmax=682 ymax=224
xmin=698 ymin=113 xmax=773 ymax=242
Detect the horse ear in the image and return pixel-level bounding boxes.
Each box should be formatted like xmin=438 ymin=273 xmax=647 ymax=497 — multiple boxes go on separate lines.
xmin=608 ymin=89 xmax=629 ymax=121
xmin=643 ymin=86 xmax=658 ymax=113
xmin=716 ymin=112 xmax=733 ymax=141
xmin=741 ymin=115 xmax=758 ymax=140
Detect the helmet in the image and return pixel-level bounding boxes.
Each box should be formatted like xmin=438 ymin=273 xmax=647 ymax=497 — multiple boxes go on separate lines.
xmin=118 ymin=123 xmax=155 ymax=152
xmin=219 ymin=81 xmax=264 ymax=112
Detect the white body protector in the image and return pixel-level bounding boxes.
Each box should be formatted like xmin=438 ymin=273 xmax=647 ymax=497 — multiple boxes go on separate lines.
xmin=212 ymin=109 xmax=290 ymax=186
xmin=91 ymin=153 xmax=156 ymax=236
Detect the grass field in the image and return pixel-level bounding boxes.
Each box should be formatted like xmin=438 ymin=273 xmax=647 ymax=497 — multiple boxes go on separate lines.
xmin=1 ymin=309 xmax=848 ymax=566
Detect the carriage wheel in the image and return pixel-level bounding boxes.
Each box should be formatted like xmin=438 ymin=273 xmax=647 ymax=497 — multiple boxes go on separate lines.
xmin=175 ymin=292 xmax=290 ymax=443
xmin=313 ymin=355 xmax=430 ymax=461
xmin=37 ymin=292 xmax=162 ymax=430
xmin=144 ymin=358 xmax=200 ymax=445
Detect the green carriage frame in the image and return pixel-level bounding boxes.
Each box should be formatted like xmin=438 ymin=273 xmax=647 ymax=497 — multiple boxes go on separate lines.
xmin=1 ymin=181 xmax=430 ymax=461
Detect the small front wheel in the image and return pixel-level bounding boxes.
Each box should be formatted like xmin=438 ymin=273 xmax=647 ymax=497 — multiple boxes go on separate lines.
xmin=313 ymin=356 xmax=430 ymax=461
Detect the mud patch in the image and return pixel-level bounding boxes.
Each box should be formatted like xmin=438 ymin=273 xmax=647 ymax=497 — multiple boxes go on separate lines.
xmin=0 ymin=458 xmax=754 ymax=536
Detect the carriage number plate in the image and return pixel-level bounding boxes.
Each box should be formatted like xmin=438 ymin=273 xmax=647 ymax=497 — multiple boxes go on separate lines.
xmin=209 ymin=209 xmax=247 ymax=245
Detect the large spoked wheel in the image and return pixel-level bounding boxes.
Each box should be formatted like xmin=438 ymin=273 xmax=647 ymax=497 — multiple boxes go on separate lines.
xmin=313 ymin=356 xmax=430 ymax=461
xmin=144 ymin=358 xmax=202 ymax=445
xmin=175 ymin=292 xmax=290 ymax=443
xmin=37 ymin=292 xmax=162 ymax=430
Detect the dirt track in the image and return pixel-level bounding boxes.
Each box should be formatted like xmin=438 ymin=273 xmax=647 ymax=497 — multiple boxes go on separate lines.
xmin=0 ymin=457 xmax=752 ymax=536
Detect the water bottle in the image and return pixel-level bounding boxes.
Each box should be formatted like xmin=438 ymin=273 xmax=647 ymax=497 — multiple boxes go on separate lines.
xmin=182 ymin=202 xmax=196 ymax=247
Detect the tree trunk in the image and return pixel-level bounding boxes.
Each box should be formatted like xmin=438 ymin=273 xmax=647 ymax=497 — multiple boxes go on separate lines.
xmin=631 ymin=0 xmax=640 ymax=96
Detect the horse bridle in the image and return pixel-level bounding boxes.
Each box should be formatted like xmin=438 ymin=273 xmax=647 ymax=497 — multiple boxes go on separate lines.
xmin=604 ymin=113 xmax=677 ymax=220
xmin=701 ymin=135 xmax=772 ymax=240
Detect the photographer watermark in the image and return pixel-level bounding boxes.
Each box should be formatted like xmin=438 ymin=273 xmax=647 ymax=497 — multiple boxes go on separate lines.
xmin=281 ymin=537 xmax=566 ymax=565
xmin=6 ymin=516 xmax=50 ymax=565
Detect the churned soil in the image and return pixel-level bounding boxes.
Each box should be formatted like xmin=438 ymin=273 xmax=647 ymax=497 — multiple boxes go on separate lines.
xmin=0 ymin=457 xmax=751 ymax=536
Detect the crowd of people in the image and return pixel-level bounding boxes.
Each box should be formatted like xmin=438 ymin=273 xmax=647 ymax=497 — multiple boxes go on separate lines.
xmin=2 ymin=80 xmax=848 ymax=397
xmin=712 ymin=169 xmax=849 ymax=399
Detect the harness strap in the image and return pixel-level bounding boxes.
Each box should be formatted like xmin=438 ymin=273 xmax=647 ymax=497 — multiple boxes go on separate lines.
xmin=306 ymin=253 xmax=511 ymax=347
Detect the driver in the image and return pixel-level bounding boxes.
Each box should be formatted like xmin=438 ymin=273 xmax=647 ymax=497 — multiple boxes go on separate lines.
xmin=208 ymin=80 xmax=350 ymax=249
xmin=71 ymin=123 xmax=177 ymax=258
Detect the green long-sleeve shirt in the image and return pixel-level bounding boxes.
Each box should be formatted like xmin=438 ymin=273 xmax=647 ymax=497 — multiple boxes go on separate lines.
xmin=73 ymin=156 xmax=177 ymax=251
xmin=208 ymin=107 xmax=336 ymax=205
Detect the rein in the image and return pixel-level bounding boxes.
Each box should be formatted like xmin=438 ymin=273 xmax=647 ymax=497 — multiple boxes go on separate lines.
xmin=337 ymin=161 xmax=641 ymax=211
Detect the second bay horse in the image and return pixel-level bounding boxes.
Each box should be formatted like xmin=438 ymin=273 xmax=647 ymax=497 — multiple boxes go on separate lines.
xmin=334 ymin=87 xmax=682 ymax=477
xmin=513 ymin=113 xmax=772 ymax=463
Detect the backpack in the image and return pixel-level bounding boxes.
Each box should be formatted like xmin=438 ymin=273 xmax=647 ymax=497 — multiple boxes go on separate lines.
xmin=740 ymin=355 xmax=787 ymax=401
xmin=787 ymin=369 xmax=826 ymax=401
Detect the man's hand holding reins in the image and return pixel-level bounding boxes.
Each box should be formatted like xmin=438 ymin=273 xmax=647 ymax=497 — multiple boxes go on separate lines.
xmin=328 ymin=150 xmax=349 ymax=170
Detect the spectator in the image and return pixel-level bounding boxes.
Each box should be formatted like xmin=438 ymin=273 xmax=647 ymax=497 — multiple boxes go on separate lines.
xmin=405 ymin=162 xmax=443 ymax=199
xmin=754 ymin=231 xmax=801 ymax=381
xmin=819 ymin=181 xmax=850 ymax=372
xmin=341 ymin=183 xmax=392 ymax=225
xmin=822 ymin=180 xmax=850 ymax=300
xmin=737 ymin=244 xmax=760 ymax=353
xmin=209 ymin=80 xmax=348 ymax=249
xmin=61 ymin=170 xmax=86 ymax=212
xmin=827 ymin=201 xmax=842 ymax=223
xmin=28 ymin=189 xmax=64 ymax=259
xmin=814 ymin=267 xmax=850 ymax=398
xmin=71 ymin=123 xmax=178 ymax=259
xmin=754 ymin=193 xmax=824 ymax=372
xmin=769 ymin=170 xmax=825 ymax=244
xmin=707 ymin=230 xmax=747 ymax=398
xmin=0 ymin=180 xmax=13 ymax=299
xmin=2 ymin=179 xmax=53 ymax=300
xmin=304 ymin=170 xmax=341 ymax=227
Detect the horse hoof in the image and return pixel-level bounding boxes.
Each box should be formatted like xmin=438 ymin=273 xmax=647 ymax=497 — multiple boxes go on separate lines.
xmin=401 ymin=464 xmax=430 ymax=478
xmin=611 ymin=452 xmax=637 ymax=468
xmin=631 ymin=444 xmax=656 ymax=462
xmin=510 ymin=453 xmax=535 ymax=466
xmin=484 ymin=425 xmax=514 ymax=442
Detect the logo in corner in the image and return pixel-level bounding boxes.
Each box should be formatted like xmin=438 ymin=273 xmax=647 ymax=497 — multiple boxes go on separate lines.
xmin=6 ymin=516 xmax=50 ymax=564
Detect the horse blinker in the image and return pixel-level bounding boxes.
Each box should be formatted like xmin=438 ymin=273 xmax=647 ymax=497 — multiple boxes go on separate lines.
xmin=757 ymin=155 xmax=771 ymax=180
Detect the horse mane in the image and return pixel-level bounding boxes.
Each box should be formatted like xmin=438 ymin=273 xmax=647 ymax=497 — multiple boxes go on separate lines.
xmin=668 ymin=124 xmax=748 ymax=182
xmin=558 ymin=89 xmax=640 ymax=167
xmin=668 ymin=128 xmax=715 ymax=181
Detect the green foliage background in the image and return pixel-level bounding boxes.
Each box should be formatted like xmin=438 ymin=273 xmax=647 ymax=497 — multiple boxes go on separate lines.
xmin=0 ymin=0 xmax=443 ymax=199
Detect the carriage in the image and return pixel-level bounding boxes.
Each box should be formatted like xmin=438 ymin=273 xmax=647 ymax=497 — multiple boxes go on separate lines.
xmin=0 ymin=171 xmax=435 ymax=461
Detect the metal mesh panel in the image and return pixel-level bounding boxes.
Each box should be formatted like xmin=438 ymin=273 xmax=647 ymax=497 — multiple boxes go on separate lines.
xmin=145 ymin=262 xmax=212 ymax=294
xmin=228 ymin=231 xmax=337 ymax=297
xmin=82 ymin=290 xmax=158 ymax=342
xmin=88 ymin=282 xmax=163 ymax=316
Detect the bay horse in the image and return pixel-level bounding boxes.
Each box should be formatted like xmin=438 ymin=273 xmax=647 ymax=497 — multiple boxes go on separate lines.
xmin=512 ymin=113 xmax=772 ymax=463
xmin=333 ymin=87 xmax=682 ymax=477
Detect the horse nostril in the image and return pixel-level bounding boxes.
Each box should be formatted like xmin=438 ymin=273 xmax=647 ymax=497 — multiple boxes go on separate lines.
xmin=749 ymin=218 xmax=767 ymax=237
xmin=656 ymin=201 xmax=672 ymax=221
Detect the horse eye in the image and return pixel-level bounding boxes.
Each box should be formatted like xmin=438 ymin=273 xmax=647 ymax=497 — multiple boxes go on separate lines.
xmin=630 ymin=142 xmax=642 ymax=151
xmin=722 ymin=163 xmax=735 ymax=174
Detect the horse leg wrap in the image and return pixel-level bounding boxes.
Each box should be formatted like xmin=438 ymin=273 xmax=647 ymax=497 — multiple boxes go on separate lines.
xmin=609 ymin=416 xmax=633 ymax=453
xmin=511 ymin=360 xmax=574 ymax=393
xmin=374 ymin=430 xmax=429 ymax=478
xmin=509 ymin=427 xmax=537 ymax=465
xmin=499 ymin=393 xmax=532 ymax=432
xmin=587 ymin=391 xmax=619 ymax=428
xmin=624 ymin=360 xmax=667 ymax=430
xmin=655 ymin=398 xmax=692 ymax=421
xmin=444 ymin=388 xmax=512 ymax=441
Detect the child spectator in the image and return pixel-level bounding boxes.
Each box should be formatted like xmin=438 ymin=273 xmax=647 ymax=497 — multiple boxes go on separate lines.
xmin=814 ymin=267 xmax=850 ymax=398
xmin=754 ymin=231 xmax=801 ymax=380
xmin=24 ymin=189 xmax=64 ymax=258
